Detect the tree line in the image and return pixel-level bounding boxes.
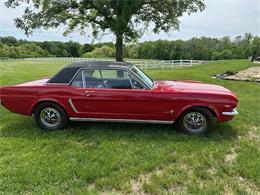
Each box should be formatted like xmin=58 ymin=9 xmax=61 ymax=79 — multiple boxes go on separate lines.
xmin=0 ymin=33 xmax=259 ymax=60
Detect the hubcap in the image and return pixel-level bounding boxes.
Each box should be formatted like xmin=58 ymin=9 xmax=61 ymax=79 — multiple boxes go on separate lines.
xmin=183 ymin=112 xmax=207 ymax=132
xmin=40 ymin=107 xmax=61 ymax=128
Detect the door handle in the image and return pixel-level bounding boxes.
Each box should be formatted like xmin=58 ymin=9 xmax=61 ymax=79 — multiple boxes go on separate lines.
xmin=84 ymin=90 xmax=94 ymax=97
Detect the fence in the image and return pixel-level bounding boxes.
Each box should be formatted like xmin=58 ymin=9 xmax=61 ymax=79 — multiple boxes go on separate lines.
xmin=1 ymin=57 xmax=208 ymax=69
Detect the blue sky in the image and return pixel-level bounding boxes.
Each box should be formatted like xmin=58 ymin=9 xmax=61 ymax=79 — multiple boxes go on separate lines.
xmin=0 ymin=0 xmax=259 ymax=44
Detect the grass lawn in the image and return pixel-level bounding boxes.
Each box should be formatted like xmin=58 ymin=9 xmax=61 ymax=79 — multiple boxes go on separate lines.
xmin=0 ymin=59 xmax=259 ymax=194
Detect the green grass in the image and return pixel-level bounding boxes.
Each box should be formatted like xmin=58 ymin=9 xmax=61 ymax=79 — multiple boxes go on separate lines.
xmin=0 ymin=59 xmax=259 ymax=194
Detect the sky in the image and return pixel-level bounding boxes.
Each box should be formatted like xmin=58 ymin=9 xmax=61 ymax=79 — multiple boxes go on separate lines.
xmin=0 ymin=0 xmax=259 ymax=44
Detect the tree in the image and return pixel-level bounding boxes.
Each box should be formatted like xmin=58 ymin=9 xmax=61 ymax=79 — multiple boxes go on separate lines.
xmin=82 ymin=45 xmax=115 ymax=58
xmin=5 ymin=0 xmax=205 ymax=61
xmin=82 ymin=43 xmax=95 ymax=53
xmin=0 ymin=36 xmax=18 ymax=46
xmin=65 ymin=41 xmax=82 ymax=57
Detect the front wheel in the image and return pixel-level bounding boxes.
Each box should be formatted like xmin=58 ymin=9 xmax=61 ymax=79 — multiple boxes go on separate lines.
xmin=34 ymin=102 xmax=69 ymax=130
xmin=176 ymin=107 xmax=215 ymax=135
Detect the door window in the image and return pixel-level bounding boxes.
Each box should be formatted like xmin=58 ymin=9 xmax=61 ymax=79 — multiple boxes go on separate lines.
xmin=71 ymin=71 xmax=83 ymax=88
xmin=70 ymin=69 xmax=144 ymax=89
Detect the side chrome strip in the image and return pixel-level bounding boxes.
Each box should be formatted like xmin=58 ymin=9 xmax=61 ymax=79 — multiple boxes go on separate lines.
xmin=68 ymin=99 xmax=79 ymax=113
xmin=222 ymin=108 xmax=239 ymax=116
xmin=69 ymin=117 xmax=174 ymax=124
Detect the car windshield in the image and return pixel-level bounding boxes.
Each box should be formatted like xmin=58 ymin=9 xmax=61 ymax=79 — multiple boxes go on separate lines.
xmin=131 ymin=66 xmax=154 ymax=89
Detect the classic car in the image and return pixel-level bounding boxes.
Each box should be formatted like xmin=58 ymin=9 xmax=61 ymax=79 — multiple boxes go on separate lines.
xmin=0 ymin=61 xmax=238 ymax=134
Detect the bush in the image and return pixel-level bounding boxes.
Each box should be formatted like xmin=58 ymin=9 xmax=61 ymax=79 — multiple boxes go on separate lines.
xmin=82 ymin=45 xmax=115 ymax=58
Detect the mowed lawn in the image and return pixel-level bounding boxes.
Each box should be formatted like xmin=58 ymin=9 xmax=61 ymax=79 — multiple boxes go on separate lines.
xmin=0 ymin=60 xmax=259 ymax=194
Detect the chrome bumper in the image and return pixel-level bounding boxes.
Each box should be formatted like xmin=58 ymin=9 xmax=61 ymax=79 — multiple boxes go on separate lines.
xmin=222 ymin=108 xmax=239 ymax=116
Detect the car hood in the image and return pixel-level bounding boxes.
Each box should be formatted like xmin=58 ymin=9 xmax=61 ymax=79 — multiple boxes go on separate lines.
xmin=156 ymin=80 xmax=234 ymax=95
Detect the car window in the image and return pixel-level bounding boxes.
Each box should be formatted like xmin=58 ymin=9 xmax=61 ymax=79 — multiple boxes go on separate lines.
xmin=129 ymin=75 xmax=144 ymax=89
xmin=71 ymin=71 xmax=83 ymax=88
xmin=101 ymin=70 xmax=129 ymax=79
xmin=92 ymin=70 xmax=102 ymax=78
xmin=71 ymin=69 xmax=144 ymax=90
xmin=131 ymin=66 xmax=154 ymax=89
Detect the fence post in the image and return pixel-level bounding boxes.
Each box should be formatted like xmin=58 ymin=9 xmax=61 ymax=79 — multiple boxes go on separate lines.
xmin=190 ymin=59 xmax=192 ymax=66
xmin=172 ymin=60 xmax=174 ymax=69
xmin=145 ymin=61 xmax=148 ymax=70
xmin=180 ymin=59 xmax=182 ymax=66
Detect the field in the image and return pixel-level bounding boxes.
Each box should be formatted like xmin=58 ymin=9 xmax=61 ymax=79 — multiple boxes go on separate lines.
xmin=0 ymin=60 xmax=259 ymax=194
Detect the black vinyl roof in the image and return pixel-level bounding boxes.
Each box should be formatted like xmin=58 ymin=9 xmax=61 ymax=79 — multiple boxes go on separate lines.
xmin=47 ymin=61 xmax=134 ymax=84
xmin=66 ymin=61 xmax=133 ymax=69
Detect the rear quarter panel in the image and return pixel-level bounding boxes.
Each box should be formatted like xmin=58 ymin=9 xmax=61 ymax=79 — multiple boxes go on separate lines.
xmin=1 ymin=84 xmax=84 ymax=117
xmin=1 ymin=86 xmax=40 ymax=115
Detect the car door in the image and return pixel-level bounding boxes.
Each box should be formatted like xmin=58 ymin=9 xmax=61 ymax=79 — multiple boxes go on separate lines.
xmin=69 ymin=68 xmax=175 ymax=121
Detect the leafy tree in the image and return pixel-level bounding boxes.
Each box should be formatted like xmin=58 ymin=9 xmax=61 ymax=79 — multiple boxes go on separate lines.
xmin=82 ymin=45 xmax=115 ymax=58
xmin=1 ymin=34 xmax=259 ymax=60
xmin=82 ymin=44 xmax=95 ymax=54
xmin=39 ymin=41 xmax=69 ymax=57
xmin=5 ymin=0 xmax=205 ymax=61
xmin=0 ymin=43 xmax=50 ymax=58
xmin=0 ymin=36 xmax=18 ymax=46
xmin=65 ymin=41 xmax=82 ymax=57
xmin=94 ymin=42 xmax=115 ymax=49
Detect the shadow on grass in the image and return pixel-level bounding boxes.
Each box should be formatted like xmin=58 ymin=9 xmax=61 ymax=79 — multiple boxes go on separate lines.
xmin=0 ymin=117 xmax=239 ymax=143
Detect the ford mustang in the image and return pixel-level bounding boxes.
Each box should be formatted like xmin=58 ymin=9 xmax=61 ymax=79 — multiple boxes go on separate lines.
xmin=0 ymin=61 xmax=239 ymax=134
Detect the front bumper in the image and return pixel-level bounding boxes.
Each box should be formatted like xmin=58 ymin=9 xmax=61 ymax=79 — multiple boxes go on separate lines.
xmin=222 ymin=108 xmax=239 ymax=116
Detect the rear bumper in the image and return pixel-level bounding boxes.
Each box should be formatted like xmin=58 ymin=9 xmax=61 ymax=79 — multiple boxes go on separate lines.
xmin=222 ymin=108 xmax=239 ymax=116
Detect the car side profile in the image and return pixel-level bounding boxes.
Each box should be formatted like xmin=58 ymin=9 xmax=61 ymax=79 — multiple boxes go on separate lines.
xmin=0 ymin=61 xmax=239 ymax=134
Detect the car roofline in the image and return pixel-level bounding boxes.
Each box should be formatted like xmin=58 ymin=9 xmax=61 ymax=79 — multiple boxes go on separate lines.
xmin=65 ymin=61 xmax=134 ymax=69
xmin=47 ymin=61 xmax=134 ymax=84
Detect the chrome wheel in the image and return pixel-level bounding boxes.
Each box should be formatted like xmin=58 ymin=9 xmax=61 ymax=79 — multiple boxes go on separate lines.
xmin=40 ymin=107 xmax=61 ymax=128
xmin=183 ymin=112 xmax=207 ymax=132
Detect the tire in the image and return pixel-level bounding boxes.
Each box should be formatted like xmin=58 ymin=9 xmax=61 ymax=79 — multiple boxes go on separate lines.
xmin=34 ymin=102 xmax=69 ymax=130
xmin=176 ymin=107 xmax=214 ymax=135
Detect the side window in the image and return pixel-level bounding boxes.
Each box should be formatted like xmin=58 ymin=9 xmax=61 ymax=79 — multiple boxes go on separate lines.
xmin=92 ymin=70 xmax=102 ymax=79
xmin=71 ymin=69 xmax=145 ymax=89
xmin=71 ymin=71 xmax=83 ymax=88
xmin=83 ymin=69 xmax=104 ymax=88
xmin=100 ymin=69 xmax=131 ymax=89
xmin=129 ymin=75 xmax=144 ymax=89
xmin=101 ymin=70 xmax=129 ymax=79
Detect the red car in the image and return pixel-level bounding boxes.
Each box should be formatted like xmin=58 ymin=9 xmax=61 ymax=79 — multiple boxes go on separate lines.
xmin=0 ymin=61 xmax=238 ymax=134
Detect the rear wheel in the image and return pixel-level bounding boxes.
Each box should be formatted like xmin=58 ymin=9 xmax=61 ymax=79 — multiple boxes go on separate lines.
xmin=34 ymin=102 xmax=69 ymax=130
xmin=176 ymin=107 xmax=214 ymax=135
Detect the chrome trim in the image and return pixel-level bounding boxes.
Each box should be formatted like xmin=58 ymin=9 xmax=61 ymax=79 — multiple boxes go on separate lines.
xmin=68 ymin=99 xmax=79 ymax=113
xmin=222 ymin=108 xmax=239 ymax=116
xmin=69 ymin=117 xmax=174 ymax=124
xmin=45 ymin=83 xmax=70 ymax=85
xmin=163 ymin=109 xmax=175 ymax=115
xmin=81 ymin=70 xmax=86 ymax=88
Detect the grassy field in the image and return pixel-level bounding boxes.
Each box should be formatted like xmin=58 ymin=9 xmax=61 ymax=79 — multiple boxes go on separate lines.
xmin=0 ymin=60 xmax=259 ymax=194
